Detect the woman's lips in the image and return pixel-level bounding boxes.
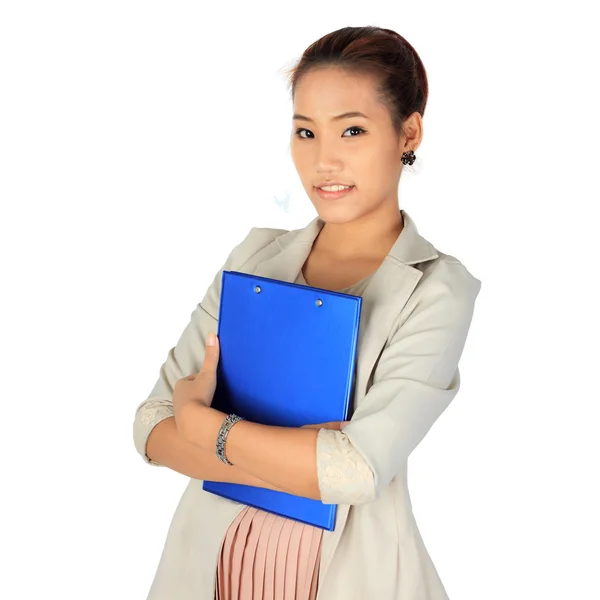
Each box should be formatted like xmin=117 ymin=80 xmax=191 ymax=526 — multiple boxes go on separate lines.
xmin=315 ymin=185 xmax=355 ymax=200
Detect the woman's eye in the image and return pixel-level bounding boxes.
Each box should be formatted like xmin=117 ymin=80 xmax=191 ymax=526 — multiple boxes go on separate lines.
xmin=343 ymin=126 xmax=366 ymax=137
xmin=295 ymin=126 xmax=366 ymax=139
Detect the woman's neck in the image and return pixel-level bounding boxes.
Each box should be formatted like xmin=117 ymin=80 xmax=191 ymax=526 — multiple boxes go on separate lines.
xmin=314 ymin=210 xmax=404 ymax=261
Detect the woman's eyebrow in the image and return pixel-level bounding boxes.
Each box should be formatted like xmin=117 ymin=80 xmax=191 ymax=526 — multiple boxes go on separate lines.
xmin=292 ymin=111 xmax=369 ymax=122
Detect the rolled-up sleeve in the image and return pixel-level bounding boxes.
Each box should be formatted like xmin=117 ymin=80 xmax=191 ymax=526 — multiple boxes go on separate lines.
xmin=320 ymin=259 xmax=482 ymax=502
xmin=133 ymin=401 xmax=177 ymax=466
xmin=132 ymin=227 xmax=275 ymax=466
xmin=316 ymin=428 xmax=376 ymax=504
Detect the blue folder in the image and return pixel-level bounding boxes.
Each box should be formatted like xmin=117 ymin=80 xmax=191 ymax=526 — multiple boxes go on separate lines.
xmin=202 ymin=270 xmax=362 ymax=530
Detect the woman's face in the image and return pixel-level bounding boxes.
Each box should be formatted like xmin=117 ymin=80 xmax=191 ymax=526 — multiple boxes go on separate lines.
xmin=289 ymin=67 xmax=418 ymax=226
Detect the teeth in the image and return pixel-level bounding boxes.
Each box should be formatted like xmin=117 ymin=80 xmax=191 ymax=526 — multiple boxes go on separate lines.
xmin=320 ymin=185 xmax=351 ymax=192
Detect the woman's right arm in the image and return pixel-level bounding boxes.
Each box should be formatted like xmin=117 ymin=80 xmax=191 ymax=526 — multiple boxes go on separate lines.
xmin=133 ymin=226 xmax=287 ymax=486
xmin=145 ymin=416 xmax=284 ymax=490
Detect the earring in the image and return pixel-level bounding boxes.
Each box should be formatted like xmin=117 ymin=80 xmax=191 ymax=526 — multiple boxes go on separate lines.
xmin=401 ymin=150 xmax=416 ymax=165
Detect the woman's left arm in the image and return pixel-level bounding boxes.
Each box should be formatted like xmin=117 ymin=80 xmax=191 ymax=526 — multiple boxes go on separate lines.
xmin=181 ymin=404 xmax=324 ymax=500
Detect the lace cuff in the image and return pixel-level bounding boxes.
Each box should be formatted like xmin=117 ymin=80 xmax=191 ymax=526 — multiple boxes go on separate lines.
xmin=316 ymin=428 xmax=376 ymax=505
xmin=133 ymin=400 xmax=175 ymax=466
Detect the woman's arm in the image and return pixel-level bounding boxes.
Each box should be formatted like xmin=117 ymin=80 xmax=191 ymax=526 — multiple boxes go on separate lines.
xmin=145 ymin=416 xmax=285 ymax=491
xmin=133 ymin=226 xmax=283 ymax=472
xmin=180 ymin=404 xmax=323 ymax=500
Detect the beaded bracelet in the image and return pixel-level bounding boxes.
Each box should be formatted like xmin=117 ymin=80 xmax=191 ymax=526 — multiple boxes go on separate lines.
xmin=216 ymin=413 xmax=246 ymax=466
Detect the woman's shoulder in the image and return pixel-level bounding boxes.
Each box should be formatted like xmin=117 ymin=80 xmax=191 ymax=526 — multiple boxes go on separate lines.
xmin=417 ymin=246 xmax=482 ymax=296
xmin=224 ymin=225 xmax=289 ymax=270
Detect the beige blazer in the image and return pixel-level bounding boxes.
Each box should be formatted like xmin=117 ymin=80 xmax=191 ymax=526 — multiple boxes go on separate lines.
xmin=133 ymin=208 xmax=482 ymax=600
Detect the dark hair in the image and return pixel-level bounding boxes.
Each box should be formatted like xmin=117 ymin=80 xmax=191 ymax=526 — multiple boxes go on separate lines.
xmin=282 ymin=26 xmax=428 ymax=143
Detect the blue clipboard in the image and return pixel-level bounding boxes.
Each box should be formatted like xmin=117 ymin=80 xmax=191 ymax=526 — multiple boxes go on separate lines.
xmin=202 ymin=270 xmax=362 ymax=530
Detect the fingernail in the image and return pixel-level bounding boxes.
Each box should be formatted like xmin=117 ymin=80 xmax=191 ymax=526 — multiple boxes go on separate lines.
xmin=207 ymin=332 xmax=216 ymax=346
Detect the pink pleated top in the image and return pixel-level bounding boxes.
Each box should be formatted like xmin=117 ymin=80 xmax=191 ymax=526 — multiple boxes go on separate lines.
xmin=214 ymin=268 xmax=373 ymax=600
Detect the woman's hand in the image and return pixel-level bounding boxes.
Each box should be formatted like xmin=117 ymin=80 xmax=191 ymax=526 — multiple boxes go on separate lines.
xmin=171 ymin=331 xmax=350 ymax=440
xmin=172 ymin=332 xmax=220 ymax=438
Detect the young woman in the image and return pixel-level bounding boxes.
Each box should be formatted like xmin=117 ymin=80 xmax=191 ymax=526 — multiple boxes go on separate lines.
xmin=133 ymin=25 xmax=482 ymax=600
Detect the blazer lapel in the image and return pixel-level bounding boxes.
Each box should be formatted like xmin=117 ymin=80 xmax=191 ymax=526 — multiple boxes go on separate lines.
xmin=252 ymin=209 xmax=439 ymax=581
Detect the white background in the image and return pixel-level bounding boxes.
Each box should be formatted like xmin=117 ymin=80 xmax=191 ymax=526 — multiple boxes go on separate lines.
xmin=1 ymin=1 xmax=599 ymax=598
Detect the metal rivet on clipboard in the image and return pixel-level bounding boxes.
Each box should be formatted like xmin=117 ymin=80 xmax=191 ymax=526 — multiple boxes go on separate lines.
xmin=254 ymin=285 xmax=261 ymax=293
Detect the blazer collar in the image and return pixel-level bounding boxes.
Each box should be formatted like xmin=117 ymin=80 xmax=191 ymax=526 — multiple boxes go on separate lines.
xmin=274 ymin=208 xmax=438 ymax=267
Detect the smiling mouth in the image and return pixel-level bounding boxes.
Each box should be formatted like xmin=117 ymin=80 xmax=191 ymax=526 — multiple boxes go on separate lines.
xmin=314 ymin=185 xmax=356 ymax=199
xmin=315 ymin=185 xmax=354 ymax=191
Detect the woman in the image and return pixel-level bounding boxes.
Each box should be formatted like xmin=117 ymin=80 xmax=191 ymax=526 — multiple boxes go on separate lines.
xmin=133 ymin=26 xmax=482 ymax=600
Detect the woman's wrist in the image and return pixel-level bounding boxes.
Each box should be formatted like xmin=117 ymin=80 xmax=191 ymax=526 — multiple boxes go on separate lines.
xmin=180 ymin=403 xmax=228 ymax=452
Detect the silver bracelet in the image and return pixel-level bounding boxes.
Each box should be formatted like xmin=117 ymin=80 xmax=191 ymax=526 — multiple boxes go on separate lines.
xmin=216 ymin=413 xmax=246 ymax=466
